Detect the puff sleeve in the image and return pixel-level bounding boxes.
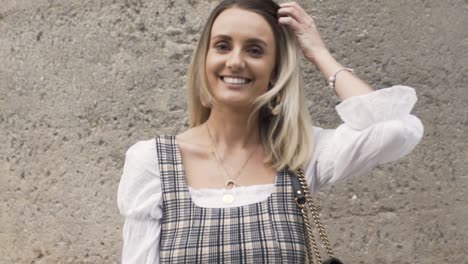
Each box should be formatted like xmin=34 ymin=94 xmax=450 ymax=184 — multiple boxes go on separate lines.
xmin=117 ymin=139 xmax=163 ymax=264
xmin=304 ymin=85 xmax=424 ymax=192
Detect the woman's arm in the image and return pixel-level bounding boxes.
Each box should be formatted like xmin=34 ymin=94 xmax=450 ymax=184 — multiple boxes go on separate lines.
xmin=117 ymin=139 xmax=164 ymax=264
xmin=278 ymin=1 xmax=374 ymax=100
xmin=304 ymin=86 xmax=424 ymax=190
xmin=277 ymin=2 xmax=423 ymax=190
xmin=312 ymin=51 xmax=374 ymax=101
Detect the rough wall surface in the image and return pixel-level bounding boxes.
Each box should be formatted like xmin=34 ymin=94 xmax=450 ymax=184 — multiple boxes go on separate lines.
xmin=0 ymin=0 xmax=466 ymax=263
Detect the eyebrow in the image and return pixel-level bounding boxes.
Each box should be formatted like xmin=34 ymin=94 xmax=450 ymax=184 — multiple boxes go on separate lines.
xmin=211 ymin=34 xmax=268 ymax=47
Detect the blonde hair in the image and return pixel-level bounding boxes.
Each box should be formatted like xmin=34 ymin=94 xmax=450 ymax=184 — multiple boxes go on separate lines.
xmin=186 ymin=0 xmax=314 ymax=172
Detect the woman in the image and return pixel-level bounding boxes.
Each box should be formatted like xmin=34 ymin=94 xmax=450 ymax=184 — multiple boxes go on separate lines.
xmin=117 ymin=0 xmax=424 ymax=263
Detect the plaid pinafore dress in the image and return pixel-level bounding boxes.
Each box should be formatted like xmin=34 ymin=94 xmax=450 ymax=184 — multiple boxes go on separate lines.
xmin=156 ymin=135 xmax=306 ymax=263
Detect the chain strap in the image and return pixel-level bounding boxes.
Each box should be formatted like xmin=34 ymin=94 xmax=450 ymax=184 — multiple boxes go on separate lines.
xmin=296 ymin=167 xmax=334 ymax=263
xmin=297 ymin=204 xmax=322 ymax=263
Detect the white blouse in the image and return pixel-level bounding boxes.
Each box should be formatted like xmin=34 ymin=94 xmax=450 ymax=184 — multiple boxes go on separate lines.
xmin=117 ymin=85 xmax=424 ymax=264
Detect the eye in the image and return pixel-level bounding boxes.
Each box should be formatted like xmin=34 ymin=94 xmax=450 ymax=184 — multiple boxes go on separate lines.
xmin=247 ymin=46 xmax=264 ymax=57
xmin=215 ymin=41 xmax=230 ymax=51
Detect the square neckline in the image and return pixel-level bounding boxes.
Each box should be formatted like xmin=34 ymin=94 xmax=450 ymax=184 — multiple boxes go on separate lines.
xmin=171 ymin=135 xmax=283 ymax=209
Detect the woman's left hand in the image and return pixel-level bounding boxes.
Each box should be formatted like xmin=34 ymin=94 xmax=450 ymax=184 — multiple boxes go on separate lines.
xmin=278 ymin=2 xmax=329 ymax=65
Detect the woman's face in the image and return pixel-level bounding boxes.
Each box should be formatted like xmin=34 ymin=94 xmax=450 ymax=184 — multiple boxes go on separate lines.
xmin=205 ymin=7 xmax=277 ymax=109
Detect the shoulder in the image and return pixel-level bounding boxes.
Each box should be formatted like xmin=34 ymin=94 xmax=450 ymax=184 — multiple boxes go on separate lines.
xmin=126 ymin=138 xmax=157 ymax=158
xmin=120 ymin=138 xmax=161 ymax=192
xmin=175 ymin=126 xmax=211 ymax=156
xmin=118 ymin=138 xmax=163 ymax=218
xmin=176 ymin=125 xmax=205 ymax=143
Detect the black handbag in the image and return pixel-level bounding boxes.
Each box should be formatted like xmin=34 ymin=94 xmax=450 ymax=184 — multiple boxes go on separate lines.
xmin=290 ymin=167 xmax=344 ymax=264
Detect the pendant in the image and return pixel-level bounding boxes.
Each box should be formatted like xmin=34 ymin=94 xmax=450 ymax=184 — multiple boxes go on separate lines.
xmin=225 ymin=180 xmax=236 ymax=189
xmin=222 ymin=193 xmax=234 ymax=204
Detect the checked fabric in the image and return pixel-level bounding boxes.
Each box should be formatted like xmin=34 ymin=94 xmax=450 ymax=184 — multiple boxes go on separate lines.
xmin=156 ymin=135 xmax=306 ymax=263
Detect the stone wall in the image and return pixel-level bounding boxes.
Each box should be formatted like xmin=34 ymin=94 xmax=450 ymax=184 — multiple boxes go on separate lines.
xmin=1 ymin=0 xmax=466 ymax=263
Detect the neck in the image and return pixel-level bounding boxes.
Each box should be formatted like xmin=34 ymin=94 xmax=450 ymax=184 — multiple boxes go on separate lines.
xmin=205 ymin=105 xmax=261 ymax=155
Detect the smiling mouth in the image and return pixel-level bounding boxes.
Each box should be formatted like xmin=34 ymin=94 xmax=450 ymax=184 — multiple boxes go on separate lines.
xmin=220 ymin=76 xmax=252 ymax=85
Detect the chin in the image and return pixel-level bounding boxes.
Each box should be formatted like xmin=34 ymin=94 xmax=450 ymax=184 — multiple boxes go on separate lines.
xmin=214 ymin=94 xmax=253 ymax=109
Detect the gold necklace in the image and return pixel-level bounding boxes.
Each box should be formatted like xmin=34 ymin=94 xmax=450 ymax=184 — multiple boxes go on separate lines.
xmin=205 ymin=123 xmax=259 ymax=204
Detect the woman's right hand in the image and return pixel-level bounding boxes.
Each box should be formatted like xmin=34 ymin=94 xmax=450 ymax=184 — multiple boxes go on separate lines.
xmin=278 ymin=1 xmax=330 ymax=65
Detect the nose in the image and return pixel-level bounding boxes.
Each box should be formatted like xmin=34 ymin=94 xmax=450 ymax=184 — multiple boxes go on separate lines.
xmin=225 ymin=49 xmax=245 ymax=71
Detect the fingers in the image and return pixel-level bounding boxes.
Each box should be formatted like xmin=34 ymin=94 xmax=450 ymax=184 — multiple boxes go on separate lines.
xmin=279 ymin=2 xmax=310 ymax=20
xmin=278 ymin=16 xmax=302 ymax=33
xmin=278 ymin=6 xmax=307 ymax=25
xmin=278 ymin=2 xmax=328 ymax=60
xmin=278 ymin=2 xmax=315 ymax=30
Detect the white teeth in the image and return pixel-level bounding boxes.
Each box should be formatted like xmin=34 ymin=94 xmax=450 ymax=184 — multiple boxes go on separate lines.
xmin=222 ymin=76 xmax=249 ymax=84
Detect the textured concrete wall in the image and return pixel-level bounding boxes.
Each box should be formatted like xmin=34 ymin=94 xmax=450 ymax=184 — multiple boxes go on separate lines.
xmin=1 ymin=0 xmax=466 ymax=263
